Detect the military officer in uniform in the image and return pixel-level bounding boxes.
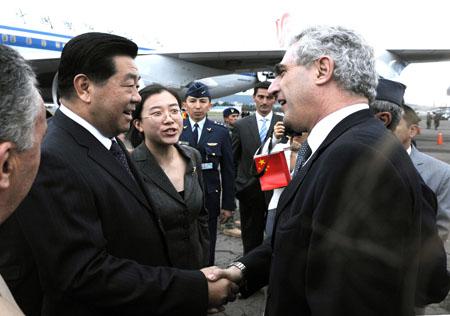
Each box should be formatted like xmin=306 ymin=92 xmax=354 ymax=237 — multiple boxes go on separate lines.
xmin=223 ymin=107 xmax=240 ymax=133
xmin=180 ymin=82 xmax=235 ymax=265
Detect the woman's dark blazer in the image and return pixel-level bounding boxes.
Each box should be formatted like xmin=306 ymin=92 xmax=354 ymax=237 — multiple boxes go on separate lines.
xmin=131 ymin=143 xmax=210 ymax=269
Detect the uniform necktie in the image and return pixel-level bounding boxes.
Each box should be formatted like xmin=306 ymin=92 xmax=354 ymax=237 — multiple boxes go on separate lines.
xmin=110 ymin=140 xmax=134 ymax=179
xmin=259 ymin=118 xmax=268 ymax=143
xmin=193 ymin=123 xmax=199 ymax=146
xmin=293 ymin=140 xmax=312 ymax=176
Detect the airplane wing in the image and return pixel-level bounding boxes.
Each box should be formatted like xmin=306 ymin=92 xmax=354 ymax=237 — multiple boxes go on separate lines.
xmin=28 ymin=50 xmax=285 ymax=103
xmin=154 ymin=50 xmax=285 ymax=72
xmin=387 ymin=49 xmax=450 ymax=63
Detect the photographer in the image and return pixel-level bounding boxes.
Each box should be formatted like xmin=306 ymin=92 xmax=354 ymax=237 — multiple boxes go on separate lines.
xmin=259 ymin=121 xmax=307 ymax=237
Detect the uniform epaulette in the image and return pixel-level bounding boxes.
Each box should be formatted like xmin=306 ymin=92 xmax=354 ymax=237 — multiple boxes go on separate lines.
xmin=213 ymin=121 xmax=228 ymax=128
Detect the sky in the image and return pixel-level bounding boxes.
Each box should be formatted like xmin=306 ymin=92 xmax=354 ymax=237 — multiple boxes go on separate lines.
xmin=3 ymin=0 xmax=450 ymax=107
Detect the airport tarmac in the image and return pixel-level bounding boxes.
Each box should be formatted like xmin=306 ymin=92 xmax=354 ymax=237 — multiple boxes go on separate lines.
xmin=214 ymin=119 xmax=450 ymax=316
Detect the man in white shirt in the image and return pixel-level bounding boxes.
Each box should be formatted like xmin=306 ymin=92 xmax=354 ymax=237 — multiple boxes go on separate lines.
xmin=212 ymin=25 xmax=424 ymax=316
xmin=232 ymin=81 xmax=283 ymax=253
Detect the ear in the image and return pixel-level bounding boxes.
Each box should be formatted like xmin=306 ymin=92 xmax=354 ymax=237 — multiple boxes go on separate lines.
xmin=374 ymin=112 xmax=392 ymax=128
xmin=0 ymin=142 xmax=14 ymax=190
xmin=410 ymin=124 xmax=420 ymax=138
xmin=314 ymin=56 xmax=334 ymax=84
xmin=73 ymin=74 xmax=92 ymax=103
xmin=134 ymin=119 xmax=144 ymax=133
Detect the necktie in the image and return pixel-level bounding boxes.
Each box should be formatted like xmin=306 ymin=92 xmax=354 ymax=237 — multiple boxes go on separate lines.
xmin=259 ymin=118 xmax=268 ymax=143
xmin=110 ymin=140 xmax=134 ymax=179
xmin=293 ymin=140 xmax=312 ymax=176
xmin=192 ymin=123 xmax=199 ymax=146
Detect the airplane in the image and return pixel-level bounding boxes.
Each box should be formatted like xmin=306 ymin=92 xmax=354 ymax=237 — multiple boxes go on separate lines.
xmin=0 ymin=22 xmax=282 ymax=105
xmin=2 ymin=8 xmax=450 ymax=110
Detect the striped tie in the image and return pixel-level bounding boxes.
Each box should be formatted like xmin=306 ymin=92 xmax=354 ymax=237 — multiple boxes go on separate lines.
xmin=259 ymin=118 xmax=268 ymax=143
xmin=293 ymin=140 xmax=312 ymax=176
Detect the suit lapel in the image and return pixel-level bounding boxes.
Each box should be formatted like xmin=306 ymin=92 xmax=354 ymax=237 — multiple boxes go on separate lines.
xmin=182 ymin=120 xmax=196 ymax=146
xmin=276 ymin=109 xmax=372 ymax=213
xmin=249 ymin=115 xmax=261 ymax=147
xmin=133 ymin=144 xmax=185 ymax=204
xmin=52 ymin=110 xmax=151 ymax=210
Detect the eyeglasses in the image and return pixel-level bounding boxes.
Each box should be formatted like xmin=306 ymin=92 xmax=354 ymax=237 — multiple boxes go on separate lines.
xmin=141 ymin=108 xmax=182 ymax=121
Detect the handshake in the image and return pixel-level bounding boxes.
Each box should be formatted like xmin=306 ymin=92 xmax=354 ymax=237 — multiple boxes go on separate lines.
xmin=200 ymin=264 xmax=244 ymax=314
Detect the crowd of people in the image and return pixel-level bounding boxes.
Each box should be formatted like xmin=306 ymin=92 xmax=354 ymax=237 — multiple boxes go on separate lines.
xmin=1 ymin=24 xmax=450 ymax=316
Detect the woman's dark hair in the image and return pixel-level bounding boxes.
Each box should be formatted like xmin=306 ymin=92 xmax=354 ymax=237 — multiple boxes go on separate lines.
xmin=128 ymin=84 xmax=182 ymax=148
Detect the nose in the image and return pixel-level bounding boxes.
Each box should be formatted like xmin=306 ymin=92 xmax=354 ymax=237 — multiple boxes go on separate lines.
xmin=131 ymin=87 xmax=142 ymax=103
xmin=268 ymin=78 xmax=280 ymax=97
xmin=162 ymin=112 xmax=176 ymax=123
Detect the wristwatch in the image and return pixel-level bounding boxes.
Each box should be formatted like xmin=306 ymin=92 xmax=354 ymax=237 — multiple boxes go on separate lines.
xmin=227 ymin=261 xmax=246 ymax=277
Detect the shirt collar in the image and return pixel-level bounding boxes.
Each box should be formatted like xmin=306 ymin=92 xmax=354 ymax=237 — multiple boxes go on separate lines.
xmin=59 ymin=104 xmax=113 ymax=149
xmin=189 ymin=116 xmax=206 ymax=131
xmin=406 ymin=145 xmax=412 ymax=155
xmin=255 ymin=111 xmax=273 ymax=122
xmin=308 ymin=103 xmax=369 ymax=157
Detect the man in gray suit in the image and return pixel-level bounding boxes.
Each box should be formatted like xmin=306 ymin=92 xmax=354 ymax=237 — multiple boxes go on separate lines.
xmin=395 ymin=105 xmax=450 ymax=241
xmin=232 ymin=81 xmax=283 ymax=253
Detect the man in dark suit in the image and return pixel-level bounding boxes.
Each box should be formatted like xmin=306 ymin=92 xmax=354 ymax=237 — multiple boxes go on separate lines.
xmin=212 ymin=25 xmax=424 ymax=315
xmin=0 ymin=44 xmax=47 ymax=316
xmin=1 ymin=33 xmax=236 ymax=316
xmin=232 ymin=81 xmax=283 ymax=253
xmin=179 ymin=82 xmax=235 ymax=265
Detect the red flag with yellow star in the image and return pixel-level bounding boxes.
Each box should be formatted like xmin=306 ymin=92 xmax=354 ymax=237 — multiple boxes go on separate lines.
xmin=253 ymin=150 xmax=291 ymax=191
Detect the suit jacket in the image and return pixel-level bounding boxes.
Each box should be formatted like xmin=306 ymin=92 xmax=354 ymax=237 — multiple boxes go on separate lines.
xmin=240 ymin=110 xmax=422 ymax=316
xmin=411 ymin=145 xmax=450 ymax=241
xmin=0 ymin=215 xmax=42 ymax=316
xmin=179 ymin=118 xmax=235 ymax=212
xmin=232 ymin=113 xmax=283 ymax=199
xmin=0 ymin=274 xmax=23 ymax=315
xmin=10 ymin=110 xmax=208 ymax=316
xmin=131 ymin=143 xmax=209 ymax=269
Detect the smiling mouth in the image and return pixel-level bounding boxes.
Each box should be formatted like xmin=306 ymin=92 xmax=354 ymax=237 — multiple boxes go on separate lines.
xmin=123 ymin=110 xmax=133 ymax=117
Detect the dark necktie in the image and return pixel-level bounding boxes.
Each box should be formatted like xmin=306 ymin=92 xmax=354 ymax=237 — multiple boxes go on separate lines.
xmin=293 ymin=140 xmax=312 ymax=176
xmin=110 ymin=140 xmax=134 ymax=179
xmin=192 ymin=123 xmax=199 ymax=146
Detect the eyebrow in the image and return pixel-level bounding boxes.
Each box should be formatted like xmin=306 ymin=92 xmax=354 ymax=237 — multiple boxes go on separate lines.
xmin=124 ymin=73 xmax=141 ymax=81
xmin=273 ymin=63 xmax=286 ymax=76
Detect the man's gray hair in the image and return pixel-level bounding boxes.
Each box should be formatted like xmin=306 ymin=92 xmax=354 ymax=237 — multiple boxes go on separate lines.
xmin=291 ymin=25 xmax=378 ymax=103
xmin=369 ymin=100 xmax=402 ymax=131
xmin=0 ymin=45 xmax=40 ymax=151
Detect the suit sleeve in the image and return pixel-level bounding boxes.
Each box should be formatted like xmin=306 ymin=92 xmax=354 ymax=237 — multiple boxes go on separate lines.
xmin=193 ymin=148 xmax=211 ymax=266
xmin=238 ymin=237 xmax=272 ymax=297
xmin=416 ymin=182 xmax=450 ymax=306
xmin=435 ymin=165 xmax=450 ymax=241
xmin=219 ymin=128 xmax=235 ymax=211
xmin=15 ymin=150 xmax=208 ymax=316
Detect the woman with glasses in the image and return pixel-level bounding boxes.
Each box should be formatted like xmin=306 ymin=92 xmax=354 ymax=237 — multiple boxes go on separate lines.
xmin=128 ymin=84 xmax=209 ymax=269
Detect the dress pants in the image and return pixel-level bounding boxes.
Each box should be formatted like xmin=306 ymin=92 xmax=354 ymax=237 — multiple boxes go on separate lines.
xmin=205 ymin=192 xmax=220 ymax=265
xmin=239 ymin=188 xmax=268 ymax=254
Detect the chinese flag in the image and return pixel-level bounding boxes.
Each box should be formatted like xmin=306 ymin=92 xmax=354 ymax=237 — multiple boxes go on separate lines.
xmin=253 ymin=150 xmax=291 ymax=191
